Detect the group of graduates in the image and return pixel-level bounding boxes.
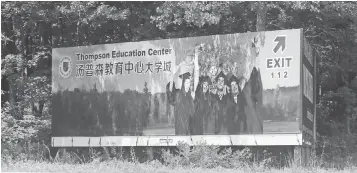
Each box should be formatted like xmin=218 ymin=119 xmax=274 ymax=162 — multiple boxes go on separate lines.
xmin=166 ymin=70 xmax=250 ymax=135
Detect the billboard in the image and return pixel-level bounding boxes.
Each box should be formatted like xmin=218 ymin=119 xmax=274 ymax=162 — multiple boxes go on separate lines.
xmin=52 ymin=29 xmax=304 ymax=147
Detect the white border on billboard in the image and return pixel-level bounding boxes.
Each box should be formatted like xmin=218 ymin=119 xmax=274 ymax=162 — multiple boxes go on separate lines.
xmin=52 ymin=134 xmax=303 ymax=147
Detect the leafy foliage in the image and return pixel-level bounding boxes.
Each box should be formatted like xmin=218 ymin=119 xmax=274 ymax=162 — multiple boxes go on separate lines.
xmin=160 ymin=142 xmax=293 ymax=169
xmin=151 ymin=2 xmax=232 ymax=30
xmin=161 ymin=142 xmax=254 ymax=169
xmin=1 ymin=106 xmax=51 ymax=161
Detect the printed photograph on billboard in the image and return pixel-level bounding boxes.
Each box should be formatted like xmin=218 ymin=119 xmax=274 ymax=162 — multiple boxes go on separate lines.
xmin=52 ymin=29 xmax=301 ymax=137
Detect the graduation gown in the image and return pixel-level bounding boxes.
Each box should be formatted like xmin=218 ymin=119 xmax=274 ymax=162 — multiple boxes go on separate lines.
xmin=211 ymin=92 xmax=228 ymax=134
xmin=192 ymin=92 xmax=211 ymax=135
xmin=174 ymin=90 xmax=195 ymax=135
xmin=167 ymin=81 xmax=193 ymax=135
xmin=226 ymin=94 xmax=247 ymax=134
xmin=167 ymin=77 xmax=194 ymax=136
xmin=204 ymin=98 xmax=216 ymax=135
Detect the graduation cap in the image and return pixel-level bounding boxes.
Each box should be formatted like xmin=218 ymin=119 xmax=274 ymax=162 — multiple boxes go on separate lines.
xmin=179 ymin=72 xmax=192 ymax=91
xmin=199 ymin=76 xmax=212 ymax=85
xmin=229 ymin=75 xmax=239 ymax=86
xmin=229 ymin=75 xmax=241 ymax=92
xmin=215 ymin=71 xmax=227 ymax=84
xmin=179 ymin=72 xmax=191 ymax=80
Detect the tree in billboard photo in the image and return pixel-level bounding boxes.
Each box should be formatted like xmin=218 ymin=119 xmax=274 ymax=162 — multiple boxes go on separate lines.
xmin=52 ymin=83 xmax=151 ymax=136
xmin=196 ymin=38 xmax=264 ymax=135
xmin=165 ymin=37 xmax=265 ymax=135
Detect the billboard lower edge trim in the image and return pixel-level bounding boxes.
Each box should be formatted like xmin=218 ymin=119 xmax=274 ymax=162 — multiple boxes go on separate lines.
xmin=51 ymin=134 xmax=303 ymax=147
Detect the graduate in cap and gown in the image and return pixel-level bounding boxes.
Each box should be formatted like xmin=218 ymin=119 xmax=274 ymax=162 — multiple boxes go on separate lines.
xmin=169 ymin=72 xmax=195 ymax=135
xmin=191 ymin=76 xmax=212 ymax=135
xmin=226 ymin=75 xmax=247 ymax=134
xmin=167 ymin=46 xmax=201 ymax=135
xmin=211 ymin=71 xmax=229 ymax=134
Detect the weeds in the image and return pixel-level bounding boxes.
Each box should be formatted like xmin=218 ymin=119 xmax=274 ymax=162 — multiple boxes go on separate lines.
xmin=161 ymin=142 xmax=255 ymax=169
xmin=2 ymin=139 xmax=357 ymax=173
xmin=2 ymin=110 xmax=357 ymax=170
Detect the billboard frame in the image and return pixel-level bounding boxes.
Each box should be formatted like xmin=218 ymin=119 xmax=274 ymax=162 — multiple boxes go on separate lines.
xmin=51 ymin=134 xmax=303 ymax=147
xmin=301 ymin=30 xmax=317 ymax=147
xmin=51 ymin=29 xmax=313 ymax=147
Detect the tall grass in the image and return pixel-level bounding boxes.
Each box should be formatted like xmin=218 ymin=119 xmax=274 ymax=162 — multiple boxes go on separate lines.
xmin=2 ymin=134 xmax=357 ymax=172
xmin=2 ymin=144 xmax=357 ymax=173
xmin=3 ymin=160 xmax=357 ymax=173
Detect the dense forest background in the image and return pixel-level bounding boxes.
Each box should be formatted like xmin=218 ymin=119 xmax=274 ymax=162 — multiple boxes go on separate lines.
xmin=1 ymin=1 xmax=357 ymax=166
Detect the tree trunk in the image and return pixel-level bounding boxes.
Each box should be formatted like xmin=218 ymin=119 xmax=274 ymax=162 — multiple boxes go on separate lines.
xmin=60 ymin=17 xmax=64 ymax=46
xmin=345 ymin=115 xmax=351 ymax=134
xmin=77 ymin=11 xmax=81 ymax=46
xmin=11 ymin=16 xmax=27 ymax=119
xmin=256 ymin=2 xmax=267 ymax=32
xmin=26 ymin=23 xmax=33 ymax=77
xmin=7 ymin=76 xmax=16 ymax=107
xmin=1 ymin=20 xmax=16 ymax=106
xmin=35 ymin=21 xmax=52 ymax=117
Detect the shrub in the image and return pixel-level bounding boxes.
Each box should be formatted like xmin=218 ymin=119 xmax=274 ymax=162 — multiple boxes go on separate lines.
xmin=316 ymin=134 xmax=357 ymax=169
xmin=1 ymin=102 xmax=51 ymax=162
xmin=160 ymin=142 xmax=257 ymax=169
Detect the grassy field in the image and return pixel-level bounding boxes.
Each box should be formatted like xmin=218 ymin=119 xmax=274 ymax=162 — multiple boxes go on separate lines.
xmin=2 ymin=160 xmax=357 ymax=173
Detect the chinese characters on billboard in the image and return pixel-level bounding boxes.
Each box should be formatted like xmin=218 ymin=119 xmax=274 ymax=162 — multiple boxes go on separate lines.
xmin=52 ymin=29 xmax=302 ymax=138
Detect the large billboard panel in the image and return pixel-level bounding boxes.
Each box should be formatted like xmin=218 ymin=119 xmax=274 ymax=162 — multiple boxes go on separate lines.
xmin=52 ymin=29 xmax=302 ymax=140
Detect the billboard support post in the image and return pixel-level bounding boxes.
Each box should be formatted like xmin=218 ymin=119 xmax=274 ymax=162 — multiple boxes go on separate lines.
xmin=293 ymin=145 xmax=315 ymax=166
xmin=146 ymin=146 xmax=154 ymax=161
xmin=293 ymin=146 xmax=302 ymax=166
